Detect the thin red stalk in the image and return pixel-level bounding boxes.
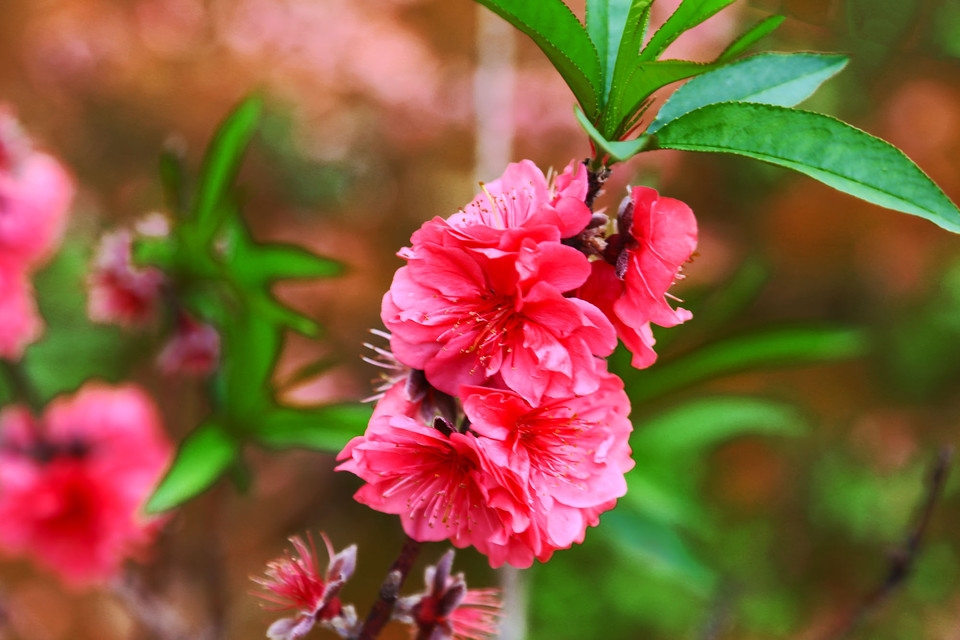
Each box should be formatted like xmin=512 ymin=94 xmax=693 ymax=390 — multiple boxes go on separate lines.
xmin=354 ymin=536 xmax=422 ymax=640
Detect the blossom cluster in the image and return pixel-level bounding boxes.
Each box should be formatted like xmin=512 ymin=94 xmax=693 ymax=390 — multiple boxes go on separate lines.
xmin=338 ymin=160 xmax=698 ymax=567
xmin=0 ymin=107 xmax=74 ymax=360
xmin=0 ymin=383 xmax=173 ymax=586
xmin=253 ymin=534 xmax=500 ymax=640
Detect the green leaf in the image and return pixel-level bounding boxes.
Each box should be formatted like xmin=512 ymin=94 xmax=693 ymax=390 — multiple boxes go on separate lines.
xmin=159 ymin=149 xmax=187 ymax=216
xmin=718 ymin=14 xmax=785 ymax=62
xmin=649 ymin=53 xmax=849 ymax=133
xmin=624 ymin=325 xmax=868 ymax=404
xmin=602 ymin=509 xmax=716 ymax=593
xmin=591 ymin=0 xmax=654 ymax=99
xmin=146 ymin=422 xmax=239 ymax=513
xmin=475 ymin=0 xmax=602 ymax=117
xmin=190 ymin=96 xmax=262 ymax=240
xmin=252 ymin=404 xmax=371 ymax=452
xmin=653 ymin=103 xmax=960 ymax=233
xmin=640 ymin=0 xmax=738 ymax=62
xmin=606 ymin=59 xmax=714 ymax=136
xmin=623 ymin=470 xmax=708 ymax=530
xmin=633 ymin=396 xmax=807 ymax=454
xmin=575 ymin=105 xmax=652 ymax=161
xmin=220 ymin=314 xmax=283 ymax=418
xmin=232 ymin=243 xmax=343 ymax=281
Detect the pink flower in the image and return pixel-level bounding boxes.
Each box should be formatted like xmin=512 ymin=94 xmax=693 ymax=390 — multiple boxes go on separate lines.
xmin=0 ymin=260 xmax=43 ymax=360
xmin=0 ymin=108 xmax=73 ymax=270
xmin=462 ymin=369 xmax=634 ymax=562
xmin=383 ymin=235 xmax=615 ymax=406
xmin=87 ymin=229 xmax=166 ymax=327
xmin=253 ymin=533 xmax=358 ymax=640
xmin=578 ymin=186 xmax=697 ymax=368
xmin=157 ymin=314 xmax=220 ymax=376
xmin=337 ymin=407 xmax=528 ymax=562
xmin=0 ymin=383 xmax=173 ymax=587
xmin=443 ymin=159 xmax=591 ymax=246
xmin=394 ymin=549 xmax=501 ymax=640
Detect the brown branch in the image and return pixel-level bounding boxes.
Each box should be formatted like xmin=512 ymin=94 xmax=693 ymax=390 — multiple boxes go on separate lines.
xmin=354 ymin=536 xmax=422 ymax=640
xmin=824 ymin=445 xmax=953 ymax=640
xmin=584 ymin=162 xmax=610 ymax=211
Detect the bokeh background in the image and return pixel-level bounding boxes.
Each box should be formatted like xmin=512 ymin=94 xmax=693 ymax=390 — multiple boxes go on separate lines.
xmin=2 ymin=0 xmax=960 ymax=638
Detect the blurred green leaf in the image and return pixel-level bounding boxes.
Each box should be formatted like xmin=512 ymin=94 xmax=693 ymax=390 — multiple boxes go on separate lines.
xmin=602 ymin=508 xmax=717 ymax=593
xmin=146 ymin=422 xmax=239 ymax=513
xmin=189 ymin=96 xmax=263 ymax=241
xmin=474 ymin=0 xmax=602 ymax=117
xmin=159 ymin=149 xmax=187 ymax=215
xmin=625 ymin=325 xmax=868 ymax=404
xmin=639 ymin=0 xmax=737 ymax=62
xmin=717 ymin=14 xmax=785 ymax=62
xmin=633 ymin=396 xmax=807 ymax=453
xmin=252 ymin=404 xmax=371 ymax=452
xmin=810 ymin=452 xmax=926 ymax=541
xmin=649 ymin=53 xmax=849 ymax=133
xmin=219 ymin=314 xmax=282 ymax=420
xmin=652 ymin=103 xmax=960 ymax=233
xmin=623 ymin=469 xmax=708 ymax=530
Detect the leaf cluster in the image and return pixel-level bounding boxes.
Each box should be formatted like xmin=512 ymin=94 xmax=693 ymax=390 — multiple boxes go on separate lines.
xmin=142 ymin=97 xmax=370 ymax=513
xmin=475 ymin=0 xmax=960 ymax=233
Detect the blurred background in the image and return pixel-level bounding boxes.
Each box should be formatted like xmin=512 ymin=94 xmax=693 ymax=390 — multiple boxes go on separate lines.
xmin=2 ymin=0 xmax=960 ymax=638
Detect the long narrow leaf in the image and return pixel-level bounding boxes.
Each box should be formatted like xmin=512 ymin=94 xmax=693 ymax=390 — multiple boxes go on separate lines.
xmin=649 ymin=53 xmax=849 ymax=133
xmin=575 ymin=105 xmax=652 ymax=161
xmin=191 ymin=96 xmax=262 ymax=240
xmin=633 ymin=396 xmax=807 ymax=453
xmin=623 ymin=326 xmax=869 ymax=404
xmin=475 ymin=0 xmax=602 ymax=117
xmin=608 ymin=59 xmax=714 ymax=136
xmin=652 ymin=103 xmax=960 ymax=232
xmin=604 ymin=0 xmax=654 ymax=111
xmin=718 ymin=14 xmax=786 ymax=62
xmin=640 ymin=0 xmax=737 ymax=62
xmin=146 ymin=422 xmax=239 ymax=513
xmin=253 ymin=404 xmax=372 ymax=452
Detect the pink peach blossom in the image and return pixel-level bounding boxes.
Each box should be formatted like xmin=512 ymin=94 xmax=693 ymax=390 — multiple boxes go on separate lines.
xmin=0 ymin=260 xmax=43 ymax=360
xmin=0 ymin=384 xmax=173 ymax=586
xmin=578 ymin=186 xmax=697 ymax=368
xmin=337 ymin=410 xmax=528 ymax=562
xmin=394 ymin=549 xmax=501 ymax=640
xmin=253 ymin=532 xmax=358 ymax=640
xmin=0 ymin=108 xmax=73 ymax=270
xmin=383 ymin=236 xmax=615 ymax=406
xmin=87 ymin=229 xmax=166 ymax=327
xmin=463 ymin=369 xmax=634 ymax=562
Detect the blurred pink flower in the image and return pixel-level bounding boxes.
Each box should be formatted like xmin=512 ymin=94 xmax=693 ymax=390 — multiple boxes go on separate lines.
xmin=0 ymin=383 xmax=173 ymax=587
xmin=578 ymin=186 xmax=697 ymax=368
xmin=394 ymin=549 xmax=501 ymax=640
xmin=253 ymin=533 xmax=357 ymax=640
xmin=87 ymin=229 xmax=166 ymax=327
xmin=0 ymin=261 xmax=43 ymax=360
xmin=157 ymin=314 xmax=220 ymax=376
xmin=0 ymin=108 xmax=74 ymax=270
